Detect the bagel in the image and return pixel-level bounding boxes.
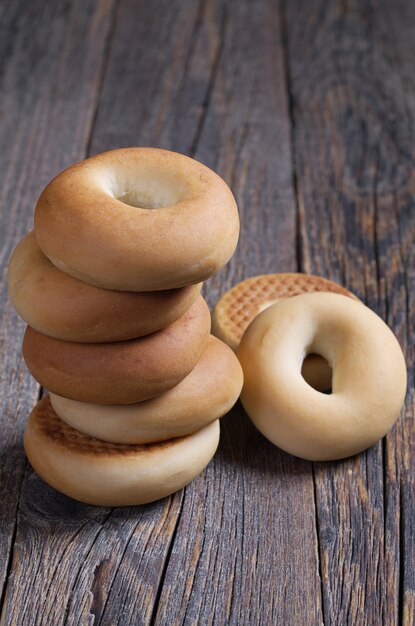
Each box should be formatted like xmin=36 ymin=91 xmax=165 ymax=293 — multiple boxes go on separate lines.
xmin=7 ymin=232 xmax=201 ymax=342
xmin=22 ymin=296 xmax=211 ymax=404
xmin=24 ymin=396 xmax=220 ymax=506
xmin=49 ymin=335 xmax=243 ymax=443
xmin=212 ymin=273 xmax=359 ymax=392
xmin=34 ymin=148 xmax=239 ymax=291
xmin=237 ymin=292 xmax=407 ymax=461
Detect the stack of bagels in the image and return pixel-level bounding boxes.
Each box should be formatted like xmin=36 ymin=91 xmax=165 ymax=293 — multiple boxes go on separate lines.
xmin=8 ymin=148 xmax=243 ymax=507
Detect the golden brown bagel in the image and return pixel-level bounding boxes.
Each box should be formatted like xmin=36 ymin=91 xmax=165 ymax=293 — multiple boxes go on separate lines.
xmin=22 ymin=296 xmax=211 ymax=404
xmin=34 ymin=148 xmax=239 ymax=291
xmin=7 ymin=232 xmax=201 ymax=342
xmin=49 ymin=335 xmax=243 ymax=443
xmin=212 ymin=273 xmax=358 ymax=391
xmin=237 ymin=292 xmax=407 ymax=461
xmin=24 ymin=396 xmax=220 ymax=506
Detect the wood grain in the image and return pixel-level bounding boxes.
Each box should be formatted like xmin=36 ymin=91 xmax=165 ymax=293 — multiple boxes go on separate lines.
xmin=283 ymin=0 xmax=415 ymax=623
xmin=0 ymin=0 xmax=414 ymax=623
xmin=153 ymin=0 xmax=323 ymax=623
xmin=89 ymin=0 xmax=323 ymax=623
xmin=0 ymin=0 xmax=323 ymax=623
xmin=0 ymin=0 xmax=117 ymax=622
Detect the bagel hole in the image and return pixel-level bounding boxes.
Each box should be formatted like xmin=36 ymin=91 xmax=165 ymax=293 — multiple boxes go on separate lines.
xmin=116 ymin=190 xmax=172 ymax=210
xmin=113 ymin=175 xmax=186 ymax=210
xmin=301 ymin=353 xmax=332 ymax=394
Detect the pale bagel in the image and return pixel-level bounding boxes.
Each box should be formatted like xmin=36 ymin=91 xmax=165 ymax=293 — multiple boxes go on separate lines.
xmin=24 ymin=396 xmax=220 ymax=506
xmin=237 ymin=292 xmax=407 ymax=461
xmin=34 ymin=148 xmax=239 ymax=291
xmin=49 ymin=336 xmax=243 ymax=443
xmin=212 ymin=273 xmax=358 ymax=391
xmin=22 ymin=296 xmax=211 ymax=404
xmin=7 ymin=232 xmax=201 ymax=342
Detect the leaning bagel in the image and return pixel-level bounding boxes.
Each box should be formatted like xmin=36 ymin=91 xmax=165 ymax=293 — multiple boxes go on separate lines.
xmin=50 ymin=335 xmax=243 ymax=443
xmin=237 ymin=292 xmax=407 ymax=461
xmin=34 ymin=148 xmax=239 ymax=291
xmin=24 ymin=396 xmax=220 ymax=506
xmin=7 ymin=232 xmax=201 ymax=342
xmin=22 ymin=296 xmax=211 ymax=404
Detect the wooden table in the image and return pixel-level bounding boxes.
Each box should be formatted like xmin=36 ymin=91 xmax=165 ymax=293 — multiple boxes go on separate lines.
xmin=1 ymin=1 xmax=414 ymax=624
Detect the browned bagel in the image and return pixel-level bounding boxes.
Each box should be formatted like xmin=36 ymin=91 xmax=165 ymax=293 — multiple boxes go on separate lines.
xmin=34 ymin=148 xmax=239 ymax=291
xmin=22 ymin=296 xmax=211 ymax=404
xmin=8 ymin=232 xmax=201 ymax=342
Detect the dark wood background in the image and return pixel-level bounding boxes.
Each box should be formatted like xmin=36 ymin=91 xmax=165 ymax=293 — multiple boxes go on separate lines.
xmin=1 ymin=0 xmax=414 ymax=624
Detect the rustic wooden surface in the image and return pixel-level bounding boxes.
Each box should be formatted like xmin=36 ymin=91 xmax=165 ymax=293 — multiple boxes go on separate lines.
xmin=0 ymin=0 xmax=414 ymax=624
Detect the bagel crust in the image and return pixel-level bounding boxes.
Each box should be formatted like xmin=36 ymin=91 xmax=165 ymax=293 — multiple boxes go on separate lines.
xmin=24 ymin=397 xmax=220 ymax=506
xmin=7 ymin=232 xmax=201 ymax=342
xmin=237 ymin=292 xmax=407 ymax=461
xmin=34 ymin=148 xmax=240 ymax=291
xmin=22 ymin=296 xmax=211 ymax=404
xmin=49 ymin=335 xmax=243 ymax=443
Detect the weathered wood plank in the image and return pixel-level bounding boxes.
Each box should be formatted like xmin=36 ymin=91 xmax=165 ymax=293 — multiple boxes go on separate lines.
xmin=1 ymin=1 xmax=237 ymax=624
xmin=4 ymin=479 xmax=183 ymax=626
xmin=153 ymin=0 xmax=324 ymax=623
xmin=0 ymin=1 xmax=323 ymax=625
xmin=3 ymin=0 xmax=414 ymax=623
xmin=0 ymin=0 xmax=117 ymax=621
xmin=283 ymin=0 xmax=415 ymax=622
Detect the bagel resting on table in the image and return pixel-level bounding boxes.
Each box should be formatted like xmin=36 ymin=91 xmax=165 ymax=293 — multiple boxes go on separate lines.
xmin=237 ymin=292 xmax=407 ymax=461
xmin=50 ymin=335 xmax=243 ymax=443
xmin=22 ymin=296 xmax=211 ymax=404
xmin=34 ymin=147 xmax=240 ymax=291
xmin=24 ymin=396 xmax=220 ymax=507
xmin=7 ymin=231 xmax=201 ymax=342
